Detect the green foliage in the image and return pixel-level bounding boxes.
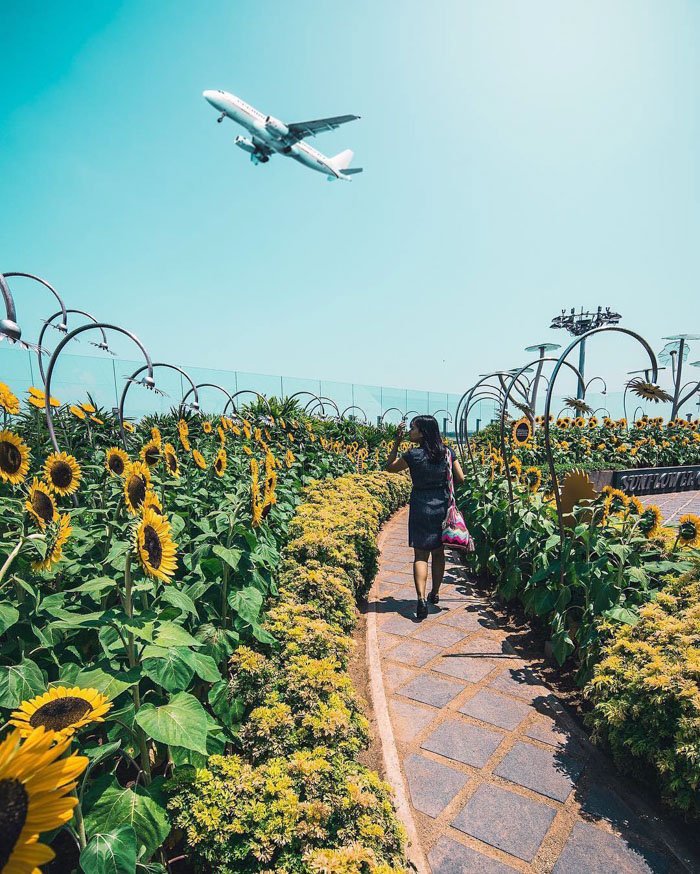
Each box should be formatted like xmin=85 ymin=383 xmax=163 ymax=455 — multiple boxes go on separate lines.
xmin=585 ymin=564 xmax=700 ymax=815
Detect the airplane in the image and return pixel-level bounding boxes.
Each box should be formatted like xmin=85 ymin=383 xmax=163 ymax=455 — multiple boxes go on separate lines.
xmin=202 ymin=89 xmax=363 ymax=181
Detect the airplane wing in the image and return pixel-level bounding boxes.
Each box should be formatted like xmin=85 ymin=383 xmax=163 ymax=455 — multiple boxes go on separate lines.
xmin=287 ymin=115 xmax=360 ymax=140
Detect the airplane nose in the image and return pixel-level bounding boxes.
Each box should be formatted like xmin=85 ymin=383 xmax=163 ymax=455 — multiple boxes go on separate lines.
xmin=203 ymin=90 xmax=217 ymax=105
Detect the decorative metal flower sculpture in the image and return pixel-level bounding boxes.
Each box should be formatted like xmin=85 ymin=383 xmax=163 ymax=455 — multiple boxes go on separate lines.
xmin=561 ymin=396 xmax=594 ymax=416
xmin=626 ymin=378 xmax=673 ymax=404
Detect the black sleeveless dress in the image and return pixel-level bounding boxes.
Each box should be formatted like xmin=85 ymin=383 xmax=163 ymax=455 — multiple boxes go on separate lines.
xmin=401 ymin=446 xmax=455 ymax=550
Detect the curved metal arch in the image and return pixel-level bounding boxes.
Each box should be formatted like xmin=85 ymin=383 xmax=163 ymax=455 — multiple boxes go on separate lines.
xmin=285 ymin=390 xmax=324 ymax=414
xmin=222 ymin=390 xmax=273 ymax=417
xmin=44 ymin=323 xmax=154 ymax=453
xmin=180 ymin=382 xmax=234 ymax=415
xmin=543 ymin=327 xmax=658 ymax=577
xmin=591 ymin=406 xmax=610 ymax=417
xmin=432 ymin=408 xmax=453 ymax=422
xmin=455 ymin=372 xmax=530 ymax=464
xmin=461 ymin=389 xmax=507 ymax=475
xmin=675 ymin=378 xmax=700 ymax=419
xmin=340 ymin=405 xmax=368 ymax=423
xmin=584 ymin=375 xmax=608 ymax=396
xmin=2 ymin=271 xmax=68 ymax=337
xmin=379 ymin=407 xmax=404 ymax=425
xmin=37 ymin=309 xmax=112 ymax=384
xmin=119 ymin=363 xmax=200 ymax=445
xmin=500 ymin=357 xmax=583 ymax=508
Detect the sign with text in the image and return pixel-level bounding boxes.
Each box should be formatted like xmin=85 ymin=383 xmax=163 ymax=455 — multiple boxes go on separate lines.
xmin=613 ymin=465 xmax=700 ymax=496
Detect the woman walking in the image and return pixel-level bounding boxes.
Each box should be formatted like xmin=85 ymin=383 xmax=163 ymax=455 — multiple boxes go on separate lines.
xmin=386 ymin=415 xmax=465 ymax=619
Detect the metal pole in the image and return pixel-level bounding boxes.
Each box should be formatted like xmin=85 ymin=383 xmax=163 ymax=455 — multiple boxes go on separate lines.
xmin=672 ymin=339 xmax=686 ymax=419
xmin=576 ymin=337 xmax=586 ymax=399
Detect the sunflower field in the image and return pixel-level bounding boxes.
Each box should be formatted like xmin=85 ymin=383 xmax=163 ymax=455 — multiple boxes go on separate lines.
xmin=0 ymin=381 xmax=411 ymax=873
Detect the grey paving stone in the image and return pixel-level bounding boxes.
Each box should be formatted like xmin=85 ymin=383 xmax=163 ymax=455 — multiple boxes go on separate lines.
xmin=422 ymin=716 xmax=504 ymax=767
xmin=459 ymin=688 xmax=532 ymax=730
xmin=404 ymin=754 xmax=469 ymax=818
xmin=553 ymin=821 xmax=669 ymax=873
xmin=387 ymin=639 xmax=442 ymax=667
xmin=412 ymin=623 xmax=469 ymax=647
xmin=526 ymin=715 xmax=583 ymax=753
xmin=389 ymin=698 xmax=437 ymax=742
xmin=488 ymin=666 xmax=550 ymax=703
xmin=397 ymin=673 xmax=466 ymax=708
xmin=383 ymin=662 xmax=416 ymax=691
xmin=581 ymin=784 xmax=641 ymax=832
xmin=494 ymin=741 xmax=583 ymax=802
xmin=432 ymin=654 xmax=496 ymax=683
xmin=379 ymin=614 xmax=420 ymax=637
xmin=378 ymin=631 xmax=404 ymax=651
xmin=441 ymin=608 xmax=495 ymax=630
xmin=459 ymin=634 xmax=516 ymax=657
xmin=428 ymin=835 xmax=518 ymax=873
xmin=452 ymin=783 xmax=556 ymax=862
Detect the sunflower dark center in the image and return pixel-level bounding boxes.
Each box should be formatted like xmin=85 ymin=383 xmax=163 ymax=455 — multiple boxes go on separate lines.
xmin=128 ymin=475 xmax=146 ymax=509
xmin=29 ymin=696 xmax=91 ymax=731
xmin=109 ymin=454 xmax=125 ymax=475
xmin=145 ymin=447 xmax=159 ymax=465
xmin=0 ymin=441 xmax=21 ymax=474
xmin=166 ymin=452 xmax=177 ymax=472
xmin=143 ymin=525 xmax=162 ymax=569
xmin=32 ymin=489 xmax=54 ymax=523
xmin=51 ymin=461 xmax=73 ymax=489
xmin=680 ymin=521 xmax=697 ymax=541
xmin=0 ymin=778 xmax=29 ymax=869
xmin=215 ymin=457 xmax=223 ymax=471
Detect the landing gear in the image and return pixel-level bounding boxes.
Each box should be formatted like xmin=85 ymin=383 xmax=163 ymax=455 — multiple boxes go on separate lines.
xmin=217 ymin=113 xmax=225 ymax=123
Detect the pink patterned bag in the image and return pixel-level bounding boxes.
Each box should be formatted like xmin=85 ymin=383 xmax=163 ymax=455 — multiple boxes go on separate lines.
xmin=442 ymin=447 xmax=475 ymax=552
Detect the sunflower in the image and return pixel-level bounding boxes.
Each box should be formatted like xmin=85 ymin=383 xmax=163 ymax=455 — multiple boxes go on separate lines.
xmin=68 ymin=404 xmax=86 ymax=420
xmin=0 ymin=382 xmax=20 ymax=415
xmin=602 ymin=486 xmax=629 ymax=515
xmin=250 ymin=458 xmax=263 ymax=527
xmin=242 ymin=420 xmax=252 ymax=440
xmin=638 ymin=505 xmax=663 ymax=538
xmin=0 ymin=727 xmax=87 ymax=873
xmin=202 ymin=420 xmax=213 ymax=434
xmin=213 ymin=448 xmax=227 ymax=477
xmin=150 ymin=426 xmax=162 ymax=445
xmin=105 ymin=446 xmax=128 ymax=477
xmin=626 ymin=378 xmax=673 ymax=404
xmin=25 ymin=479 xmax=58 ymax=529
xmin=123 ymin=420 xmax=135 ymax=433
xmin=133 ymin=507 xmax=177 ymax=582
xmin=192 ymin=450 xmax=206 ymax=470
xmin=217 ymin=426 xmax=226 ymax=444
xmin=588 ymin=417 xmax=598 ymax=427
xmin=0 ymin=431 xmax=30 ymax=485
xmin=164 ymin=442 xmax=179 ymax=477
xmin=10 ymin=686 xmax=111 ymax=741
xmin=31 ymin=513 xmax=71 ymax=572
xmin=573 ymin=417 xmax=586 ymax=428
xmin=123 ymin=461 xmax=151 ymax=514
xmin=27 ymin=387 xmax=43 ymax=399
xmin=140 ymin=439 xmax=161 ymax=468
xmin=524 ymin=467 xmax=542 ymax=492
xmin=177 ymin=418 xmax=189 ymax=436
xmin=80 ymin=402 xmax=96 ymax=414
xmin=27 ymin=388 xmax=60 ymax=409
xmin=628 ymin=495 xmax=644 ymax=516
xmin=678 ymin=514 xmax=700 ymax=548
xmin=43 ymin=452 xmax=82 ymax=496
xmin=90 ymin=415 xmax=104 ymax=425
xmin=508 ymin=457 xmax=522 ymax=479
xmin=285 ymin=448 xmax=295 ymax=468
xmin=143 ymin=490 xmax=165 ymax=516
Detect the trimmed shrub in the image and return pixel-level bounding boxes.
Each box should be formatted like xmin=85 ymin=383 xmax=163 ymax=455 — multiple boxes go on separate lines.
xmin=585 ymin=564 xmax=700 ymax=815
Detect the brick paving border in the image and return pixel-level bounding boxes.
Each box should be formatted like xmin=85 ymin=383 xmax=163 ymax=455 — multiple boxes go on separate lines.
xmin=367 ymin=507 xmax=698 ymax=873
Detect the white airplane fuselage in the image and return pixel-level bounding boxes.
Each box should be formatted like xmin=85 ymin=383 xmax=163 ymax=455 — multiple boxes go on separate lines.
xmin=203 ymin=90 xmax=352 ymax=179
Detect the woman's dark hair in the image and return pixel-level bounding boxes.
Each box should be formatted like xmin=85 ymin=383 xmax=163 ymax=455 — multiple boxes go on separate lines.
xmin=410 ymin=415 xmax=445 ymax=464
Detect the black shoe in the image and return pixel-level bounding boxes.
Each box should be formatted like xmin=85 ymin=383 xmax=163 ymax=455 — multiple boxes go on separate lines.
xmin=416 ymin=598 xmax=428 ymax=620
xmin=427 ymin=591 xmax=440 ymax=605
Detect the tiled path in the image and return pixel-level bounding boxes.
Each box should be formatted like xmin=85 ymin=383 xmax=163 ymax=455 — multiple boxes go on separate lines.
xmin=368 ymin=508 xmax=696 ymax=874
xmin=640 ymin=490 xmax=700 ymax=523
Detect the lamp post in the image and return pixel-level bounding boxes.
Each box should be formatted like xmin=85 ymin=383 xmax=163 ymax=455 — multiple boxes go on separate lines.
xmin=550 ymin=307 xmax=622 ymax=399
xmin=37 ymin=309 xmax=114 ymax=384
xmin=0 ymin=272 xmax=69 ymax=351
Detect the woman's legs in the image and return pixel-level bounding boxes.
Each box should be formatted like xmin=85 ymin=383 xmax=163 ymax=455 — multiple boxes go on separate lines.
xmin=429 ymin=545 xmax=445 ymax=601
xmin=412 ymin=548 xmax=431 ymax=599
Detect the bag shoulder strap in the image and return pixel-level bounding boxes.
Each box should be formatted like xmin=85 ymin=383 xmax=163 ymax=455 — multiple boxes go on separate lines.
xmin=445 ymin=446 xmax=456 ymax=507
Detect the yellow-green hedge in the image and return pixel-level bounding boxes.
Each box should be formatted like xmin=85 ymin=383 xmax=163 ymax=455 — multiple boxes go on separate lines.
xmin=585 ymin=563 xmax=700 ymax=815
xmin=169 ymin=472 xmax=411 ymax=873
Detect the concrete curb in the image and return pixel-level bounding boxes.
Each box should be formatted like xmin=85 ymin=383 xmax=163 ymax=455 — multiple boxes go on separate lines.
xmin=367 ymin=512 xmax=429 ymax=874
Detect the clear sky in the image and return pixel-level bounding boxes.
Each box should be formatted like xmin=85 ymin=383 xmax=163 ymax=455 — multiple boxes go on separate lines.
xmin=2 ymin=0 xmax=699 ymax=400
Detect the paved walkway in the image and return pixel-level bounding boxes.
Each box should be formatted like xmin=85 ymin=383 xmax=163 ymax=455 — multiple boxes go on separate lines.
xmin=640 ymin=490 xmax=700 ymax=523
xmin=368 ymin=508 xmax=696 ymax=874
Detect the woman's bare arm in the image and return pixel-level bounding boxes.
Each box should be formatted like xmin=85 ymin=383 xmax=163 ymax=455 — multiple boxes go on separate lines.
xmin=452 ymin=456 xmax=465 ymax=485
xmin=386 ymin=424 xmax=409 ymax=473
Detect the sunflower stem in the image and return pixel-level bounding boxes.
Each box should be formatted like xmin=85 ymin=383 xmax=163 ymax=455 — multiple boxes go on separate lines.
xmin=0 ymin=533 xmax=43 ymax=586
xmin=71 ymin=790 xmax=87 ymax=850
xmin=124 ymin=553 xmax=152 ymax=784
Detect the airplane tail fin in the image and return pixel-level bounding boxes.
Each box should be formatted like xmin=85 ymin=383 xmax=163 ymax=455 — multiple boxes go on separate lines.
xmin=328 ymin=149 xmax=355 ymax=171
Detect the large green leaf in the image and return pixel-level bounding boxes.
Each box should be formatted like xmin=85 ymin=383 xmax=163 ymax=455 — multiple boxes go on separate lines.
xmin=134 ymin=692 xmax=208 ymax=754
xmin=142 ymin=648 xmax=195 ymax=693
xmin=158 ymin=588 xmax=197 ymax=618
xmin=187 ymin=650 xmax=221 ymax=683
xmin=83 ymin=775 xmax=170 ymax=859
xmin=80 ymin=825 xmax=137 ymax=874
xmin=152 ymin=621 xmax=201 ymax=649
xmin=213 ymin=545 xmax=243 ymax=570
xmin=0 ymin=658 xmax=46 ymax=708
xmin=228 ymin=586 xmax=263 ymax=625
xmin=75 ymin=663 xmax=141 ymax=700
xmin=0 ymin=602 xmax=19 ymax=635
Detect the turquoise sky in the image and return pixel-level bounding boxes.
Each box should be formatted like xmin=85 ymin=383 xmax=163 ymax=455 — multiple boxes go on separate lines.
xmin=2 ymin=0 xmax=699 ymax=400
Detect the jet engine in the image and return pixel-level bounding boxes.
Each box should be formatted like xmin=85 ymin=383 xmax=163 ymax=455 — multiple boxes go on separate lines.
xmin=234 ymin=135 xmax=256 ymax=155
xmin=264 ymin=115 xmax=290 ymax=138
